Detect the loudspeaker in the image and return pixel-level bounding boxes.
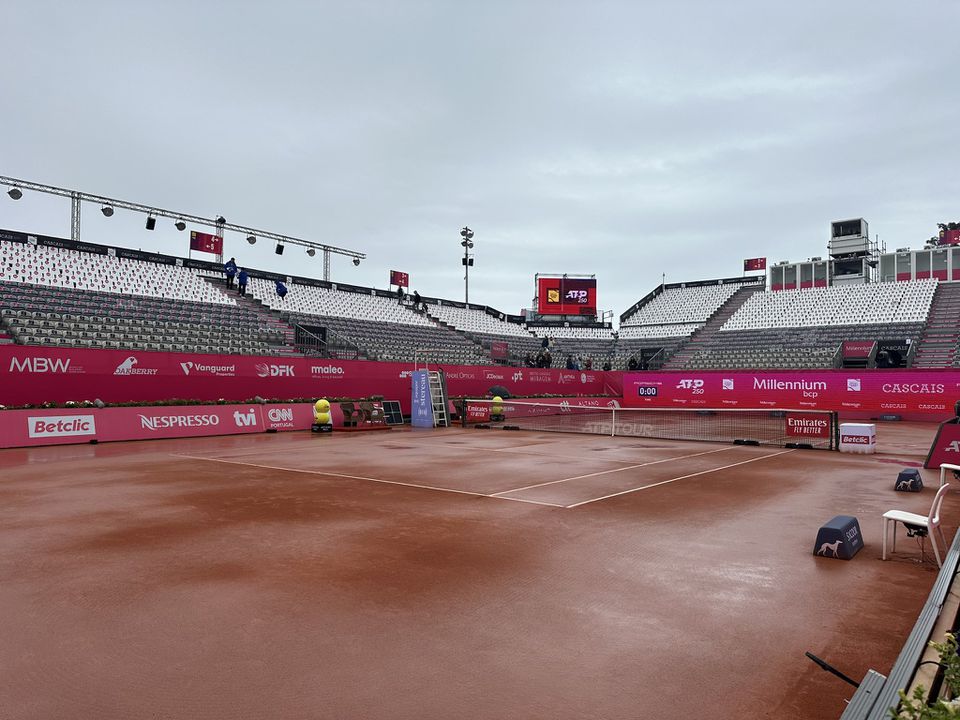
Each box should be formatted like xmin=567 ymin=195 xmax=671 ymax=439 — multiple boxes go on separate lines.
xmin=275 ymin=243 xmax=285 ymax=255
xmin=145 ymin=216 xmax=156 ymax=231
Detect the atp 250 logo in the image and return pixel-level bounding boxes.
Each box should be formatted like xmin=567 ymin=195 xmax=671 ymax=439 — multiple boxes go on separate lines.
xmin=676 ymin=379 xmax=705 ymax=394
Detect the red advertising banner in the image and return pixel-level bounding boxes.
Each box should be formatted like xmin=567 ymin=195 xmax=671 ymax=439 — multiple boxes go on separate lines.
xmin=744 ymin=258 xmax=767 ymax=271
xmin=189 ymin=231 xmax=223 ymax=254
xmin=537 ymin=277 xmax=597 ymax=316
xmin=490 ymin=341 xmax=508 ymax=360
xmin=924 ymin=418 xmax=960 ymax=469
xmin=939 ymin=229 xmax=960 ymax=246
xmin=0 ymin=347 xmax=611 ymax=412
xmin=785 ymin=412 xmax=831 ymax=438
xmin=842 ymin=341 xmax=874 ymax=359
xmin=623 ymin=371 xmax=960 ymax=419
xmin=390 ymin=270 xmax=409 ymax=288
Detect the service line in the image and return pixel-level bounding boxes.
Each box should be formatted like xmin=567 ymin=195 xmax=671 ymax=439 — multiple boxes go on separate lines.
xmin=565 ymin=449 xmax=795 ymax=508
xmin=172 ymin=453 xmax=567 ymax=508
xmin=492 ymin=446 xmax=738 ymax=496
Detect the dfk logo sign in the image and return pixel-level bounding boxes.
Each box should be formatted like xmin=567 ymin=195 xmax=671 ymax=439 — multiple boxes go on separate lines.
xmin=255 ymin=363 xmax=295 ymax=378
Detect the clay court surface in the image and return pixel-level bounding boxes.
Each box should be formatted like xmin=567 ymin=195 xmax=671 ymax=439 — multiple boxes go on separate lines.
xmin=0 ymin=422 xmax=951 ymax=719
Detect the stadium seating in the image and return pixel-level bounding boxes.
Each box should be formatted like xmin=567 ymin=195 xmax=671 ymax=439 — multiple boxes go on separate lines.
xmin=722 ymin=280 xmax=936 ymax=330
xmin=1 ymin=240 xmax=231 ymax=305
xmin=0 ymin=282 xmax=288 ymax=355
xmin=248 ymin=278 xmax=492 ymax=364
xmin=621 ymin=283 xmax=741 ymax=326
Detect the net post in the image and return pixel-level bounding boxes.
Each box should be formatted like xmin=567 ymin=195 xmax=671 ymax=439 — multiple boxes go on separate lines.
xmin=611 ymin=407 xmax=616 ymax=437
xmin=831 ymin=411 xmax=840 ymax=451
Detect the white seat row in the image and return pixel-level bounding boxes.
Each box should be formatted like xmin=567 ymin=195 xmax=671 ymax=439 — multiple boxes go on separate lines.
xmin=426 ymin=303 xmax=533 ymax=337
xmin=0 ymin=241 xmax=234 ymax=305
xmin=247 ymin=277 xmax=435 ymax=326
xmin=622 ymin=284 xmax=740 ymax=326
xmin=531 ymin=326 xmax=615 ymax=339
xmin=723 ymin=279 xmax=937 ymax=331
xmin=618 ymin=323 xmax=702 ymax=339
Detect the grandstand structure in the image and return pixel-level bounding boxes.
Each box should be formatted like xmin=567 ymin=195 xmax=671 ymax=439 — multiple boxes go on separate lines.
xmin=3 ymin=223 xmax=960 ymax=370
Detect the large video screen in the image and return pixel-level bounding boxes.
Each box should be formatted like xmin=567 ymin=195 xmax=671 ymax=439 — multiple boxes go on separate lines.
xmin=537 ymin=277 xmax=597 ymax=316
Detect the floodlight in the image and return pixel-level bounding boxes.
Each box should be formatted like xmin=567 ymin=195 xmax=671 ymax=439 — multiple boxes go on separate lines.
xmin=101 ymin=205 xmax=114 ymax=217
xmin=306 ymin=248 xmax=316 ymax=257
xmin=7 ymin=187 xmax=22 ymax=200
xmin=246 ymin=235 xmax=256 ymax=245
xmin=174 ymin=219 xmax=186 ymax=231
xmin=353 ymin=257 xmax=361 ymax=266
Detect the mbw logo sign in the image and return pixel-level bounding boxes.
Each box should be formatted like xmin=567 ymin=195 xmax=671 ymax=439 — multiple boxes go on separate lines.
xmin=10 ymin=357 xmax=71 ymax=373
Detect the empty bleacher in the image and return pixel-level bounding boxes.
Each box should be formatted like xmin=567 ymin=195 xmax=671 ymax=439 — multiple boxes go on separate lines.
xmin=1 ymin=240 xmax=231 ymax=305
xmin=722 ymin=279 xmax=936 ymax=330
xmin=248 ymin=278 xmax=491 ymax=364
xmin=0 ymin=282 xmax=287 ymax=354
xmin=667 ymin=281 xmax=937 ymax=370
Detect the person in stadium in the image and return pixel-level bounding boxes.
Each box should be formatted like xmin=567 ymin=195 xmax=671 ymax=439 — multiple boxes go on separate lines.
xmin=584 ymin=357 xmax=593 ymax=371
xmin=276 ymin=279 xmax=287 ymax=300
xmin=397 ymin=286 xmax=405 ymax=305
xmin=566 ymin=354 xmax=576 ymax=370
xmin=541 ymin=336 xmax=549 ymax=350
xmin=413 ymin=290 xmax=422 ymax=310
xmin=237 ymin=268 xmax=248 ymax=296
xmin=602 ymin=359 xmax=612 ymax=371
xmin=224 ymin=257 xmax=237 ymax=287
xmin=627 ymin=356 xmax=638 ymax=371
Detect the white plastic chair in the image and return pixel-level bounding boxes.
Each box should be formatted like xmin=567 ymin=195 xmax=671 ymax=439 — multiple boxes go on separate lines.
xmin=882 ymin=483 xmax=950 ymax=567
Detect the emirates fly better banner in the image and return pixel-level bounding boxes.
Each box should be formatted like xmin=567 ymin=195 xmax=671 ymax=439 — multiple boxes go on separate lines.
xmin=623 ymin=371 xmax=957 ymax=417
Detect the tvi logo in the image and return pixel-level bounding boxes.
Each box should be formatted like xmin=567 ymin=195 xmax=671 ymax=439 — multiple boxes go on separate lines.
xmin=233 ymin=408 xmax=258 ymax=427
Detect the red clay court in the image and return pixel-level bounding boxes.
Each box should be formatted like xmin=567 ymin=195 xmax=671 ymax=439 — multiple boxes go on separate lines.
xmin=0 ymin=423 xmax=948 ymax=719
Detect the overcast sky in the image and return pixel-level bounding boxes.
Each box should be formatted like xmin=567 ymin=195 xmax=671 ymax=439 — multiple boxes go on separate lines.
xmin=2 ymin=1 xmax=958 ymax=324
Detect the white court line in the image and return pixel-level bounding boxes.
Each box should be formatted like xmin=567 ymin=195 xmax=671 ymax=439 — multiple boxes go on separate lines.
xmin=171 ymin=453 xmax=566 ymax=508
xmin=565 ymin=449 xmax=795 ymax=509
xmin=492 ymin=446 xmax=738 ymax=496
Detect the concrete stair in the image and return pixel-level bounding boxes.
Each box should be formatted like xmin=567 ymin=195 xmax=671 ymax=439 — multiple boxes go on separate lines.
xmin=660 ymin=284 xmax=764 ymax=370
xmin=913 ymin=282 xmax=960 ymax=368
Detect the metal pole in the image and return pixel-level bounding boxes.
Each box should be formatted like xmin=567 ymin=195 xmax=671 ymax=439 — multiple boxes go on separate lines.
xmin=323 ymin=249 xmax=331 ymax=282
xmin=464 ymin=243 xmax=469 ymax=305
xmin=70 ymin=192 xmax=81 ymax=242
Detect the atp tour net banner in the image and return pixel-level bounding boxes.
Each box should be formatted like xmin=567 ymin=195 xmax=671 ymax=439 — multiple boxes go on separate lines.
xmin=537 ymin=277 xmax=597 ymax=316
xmin=623 ymin=371 xmax=958 ymax=418
xmin=0 ymin=346 xmax=609 ymax=411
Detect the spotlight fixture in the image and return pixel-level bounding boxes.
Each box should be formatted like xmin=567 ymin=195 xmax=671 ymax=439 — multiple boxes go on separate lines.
xmin=101 ymin=205 xmax=114 ymax=217
xmin=275 ymin=243 xmax=285 ymax=255
xmin=145 ymin=216 xmax=156 ymax=231
xmin=216 ymin=215 xmax=226 ymax=225
xmin=7 ymin=187 xmax=22 ymax=200
xmin=174 ymin=219 xmax=186 ymax=231
xmin=353 ymin=257 xmax=361 ymax=266
xmin=246 ymin=235 xmax=257 ymax=245
xmin=460 ymin=226 xmax=474 ymax=240
xmin=306 ymin=248 xmax=316 ymax=257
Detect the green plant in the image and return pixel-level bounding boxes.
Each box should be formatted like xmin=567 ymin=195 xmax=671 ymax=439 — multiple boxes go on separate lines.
xmin=893 ymin=633 xmax=960 ymax=718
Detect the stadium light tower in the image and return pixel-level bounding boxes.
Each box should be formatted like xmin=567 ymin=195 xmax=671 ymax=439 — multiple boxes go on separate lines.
xmin=460 ymin=226 xmax=474 ymax=305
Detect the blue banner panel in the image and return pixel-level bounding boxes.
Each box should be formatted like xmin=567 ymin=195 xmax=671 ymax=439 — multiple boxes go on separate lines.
xmin=411 ymin=370 xmax=433 ymax=427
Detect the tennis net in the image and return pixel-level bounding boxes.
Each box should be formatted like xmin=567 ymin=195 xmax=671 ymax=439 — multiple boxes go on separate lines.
xmin=458 ymin=399 xmax=838 ymax=450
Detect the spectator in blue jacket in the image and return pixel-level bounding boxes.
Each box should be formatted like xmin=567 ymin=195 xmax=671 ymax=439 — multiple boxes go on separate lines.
xmin=224 ymin=257 xmax=237 ymax=287
xmin=237 ymin=268 xmax=248 ymax=296
xmin=276 ymin=280 xmax=288 ymax=300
